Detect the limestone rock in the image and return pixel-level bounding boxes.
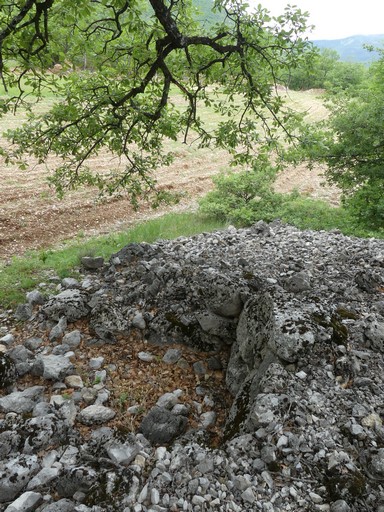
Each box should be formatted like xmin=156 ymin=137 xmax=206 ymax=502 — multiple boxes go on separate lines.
xmin=0 ymin=386 xmax=45 ymax=414
xmin=78 ymin=405 xmax=116 ymax=425
xmin=41 ymin=289 xmax=89 ymax=322
xmin=140 ymin=406 xmax=188 ymax=444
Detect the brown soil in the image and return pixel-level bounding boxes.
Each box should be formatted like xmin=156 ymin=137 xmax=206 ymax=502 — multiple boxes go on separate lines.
xmin=0 ymin=87 xmax=339 ymax=263
xmin=0 ymin=145 xmax=340 ymax=263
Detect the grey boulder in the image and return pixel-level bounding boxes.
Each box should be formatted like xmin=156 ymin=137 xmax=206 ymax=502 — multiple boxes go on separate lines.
xmin=41 ymin=289 xmax=89 ymax=322
xmin=140 ymin=406 xmax=188 ymax=444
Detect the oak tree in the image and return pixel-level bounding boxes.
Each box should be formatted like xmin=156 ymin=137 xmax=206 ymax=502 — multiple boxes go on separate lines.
xmin=0 ymin=0 xmax=312 ymax=203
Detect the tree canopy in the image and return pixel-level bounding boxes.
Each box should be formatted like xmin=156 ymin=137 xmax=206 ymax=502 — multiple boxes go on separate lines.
xmin=0 ymin=0 xmax=313 ymax=203
xmin=297 ymin=48 xmax=384 ymax=227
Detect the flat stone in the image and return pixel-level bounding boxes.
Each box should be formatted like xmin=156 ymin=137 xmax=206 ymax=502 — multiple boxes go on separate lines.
xmin=3 ymin=491 xmax=43 ymax=512
xmin=138 ymin=351 xmax=155 ymax=362
xmin=65 ymin=375 xmax=84 ymax=389
xmin=78 ymin=405 xmax=116 ymax=425
xmin=0 ymin=334 xmax=14 ymax=346
xmin=156 ymin=392 xmax=180 ymax=409
xmin=0 ymin=386 xmax=45 ymax=414
xmin=162 ymin=348 xmax=182 ymax=364
xmin=106 ymin=442 xmax=140 ymax=466
xmin=33 ymin=354 xmax=74 ymax=381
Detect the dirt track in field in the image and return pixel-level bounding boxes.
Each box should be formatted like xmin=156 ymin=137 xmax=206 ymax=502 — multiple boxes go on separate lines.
xmin=0 ymin=89 xmax=339 ymax=263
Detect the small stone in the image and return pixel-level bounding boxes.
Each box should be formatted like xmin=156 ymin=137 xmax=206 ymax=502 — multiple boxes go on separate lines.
xmin=261 ymin=471 xmax=274 ymax=489
xmin=78 ymin=405 xmax=116 ymax=425
xmin=26 ymin=290 xmax=45 ymax=305
xmin=138 ymin=483 xmax=148 ymax=503
xmin=49 ymin=317 xmax=67 ymax=342
xmin=151 ymin=488 xmax=160 ymax=505
xmin=138 ymin=351 xmax=155 ymax=362
xmin=132 ymin=312 xmax=146 ymax=330
xmin=62 ymin=330 xmax=81 ymax=348
xmin=261 ymin=445 xmax=276 ymax=464
xmin=89 ymin=357 xmax=104 ymax=370
xmin=156 ymin=392 xmax=179 ymax=409
xmin=0 ymin=334 xmax=14 ymax=346
xmin=127 ymin=405 xmax=141 ymax=415
xmin=27 ymin=468 xmax=59 ymax=490
xmin=233 ymin=475 xmax=251 ymax=491
xmin=192 ymin=496 xmax=205 ymax=506
xmin=200 ymin=411 xmax=216 ymax=428
xmin=106 ymin=442 xmax=140 ymax=466
xmin=61 ymin=278 xmax=80 ymax=289
xmin=33 ymin=354 xmax=74 ymax=381
xmin=65 ymin=375 xmax=84 ymax=389
xmin=197 ymin=458 xmax=214 ymax=474
xmin=162 ymin=349 xmax=182 ymax=364
xmin=140 ymin=406 xmax=188 ymax=444
xmin=277 ymin=434 xmax=289 ymax=448
xmin=193 ymin=361 xmax=207 ymax=375
xmin=24 ymin=337 xmax=43 ymax=351
xmin=371 ymin=448 xmax=384 ymax=475
xmin=310 ymin=492 xmax=323 ymax=504
xmin=349 ymin=423 xmax=365 ymax=437
xmin=330 ymin=500 xmax=351 ymax=512
xmin=81 ymin=388 xmax=97 ymax=404
xmin=241 ymin=487 xmax=256 ymax=504
xmin=0 ymin=386 xmax=44 ymax=413
xmin=4 ymin=491 xmax=43 ymax=512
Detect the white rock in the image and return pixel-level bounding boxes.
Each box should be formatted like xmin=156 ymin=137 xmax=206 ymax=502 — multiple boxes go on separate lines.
xmin=4 ymin=491 xmax=42 ymax=512
xmin=151 ymin=488 xmax=160 ymax=505
xmin=78 ymin=404 xmax=115 ymax=425
xmin=310 ymin=492 xmax=323 ymax=504
xmin=138 ymin=351 xmax=155 ymax=362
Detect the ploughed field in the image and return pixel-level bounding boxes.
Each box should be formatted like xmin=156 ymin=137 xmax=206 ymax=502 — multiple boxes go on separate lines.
xmin=0 ymin=89 xmax=338 ymax=262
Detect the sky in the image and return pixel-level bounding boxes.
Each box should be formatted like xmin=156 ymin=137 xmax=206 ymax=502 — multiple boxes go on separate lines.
xmin=249 ymin=0 xmax=384 ymax=40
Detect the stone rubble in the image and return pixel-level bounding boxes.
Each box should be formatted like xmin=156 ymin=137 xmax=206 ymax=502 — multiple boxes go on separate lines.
xmin=1 ymin=221 xmax=384 ymax=510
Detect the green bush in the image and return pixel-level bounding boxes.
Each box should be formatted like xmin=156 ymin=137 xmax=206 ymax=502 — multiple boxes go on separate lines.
xmin=343 ymin=182 xmax=384 ymax=228
xmin=199 ymin=167 xmax=284 ymax=226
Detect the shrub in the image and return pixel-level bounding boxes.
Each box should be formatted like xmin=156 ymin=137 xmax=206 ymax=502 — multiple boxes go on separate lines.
xmin=199 ymin=166 xmax=284 ymax=226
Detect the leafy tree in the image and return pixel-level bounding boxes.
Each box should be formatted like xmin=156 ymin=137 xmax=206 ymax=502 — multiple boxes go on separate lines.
xmin=286 ymin=47 xmax=366 ymax=92
xmin=324 ymin=61 xmax=366 ymax=94
xmin=286 ymin=48 xmax=339 ymax=90
xmin=0 ymin=0 xmax=313 ymax=203
xmin=297 ymin=48 xmax=384 ymax=227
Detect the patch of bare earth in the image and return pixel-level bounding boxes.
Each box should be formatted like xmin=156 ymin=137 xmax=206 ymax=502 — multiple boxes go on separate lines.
xmin=0 ymin=146 xmax=229 ymax=261
xmin=0 ymin=89 xmax=339 ymax=262
xmin=0 ymin=154 xmax=340 ymax=263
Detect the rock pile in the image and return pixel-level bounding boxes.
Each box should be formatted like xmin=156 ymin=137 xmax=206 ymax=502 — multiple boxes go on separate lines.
xmin=1 ymin=220 xmax=384 ymax=511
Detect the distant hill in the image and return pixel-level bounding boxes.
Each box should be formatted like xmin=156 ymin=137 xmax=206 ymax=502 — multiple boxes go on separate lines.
xmin=192 ymin=1 xmax=383 ymax=64
xmin=312 ymin=34 xmax=384 ymax=63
